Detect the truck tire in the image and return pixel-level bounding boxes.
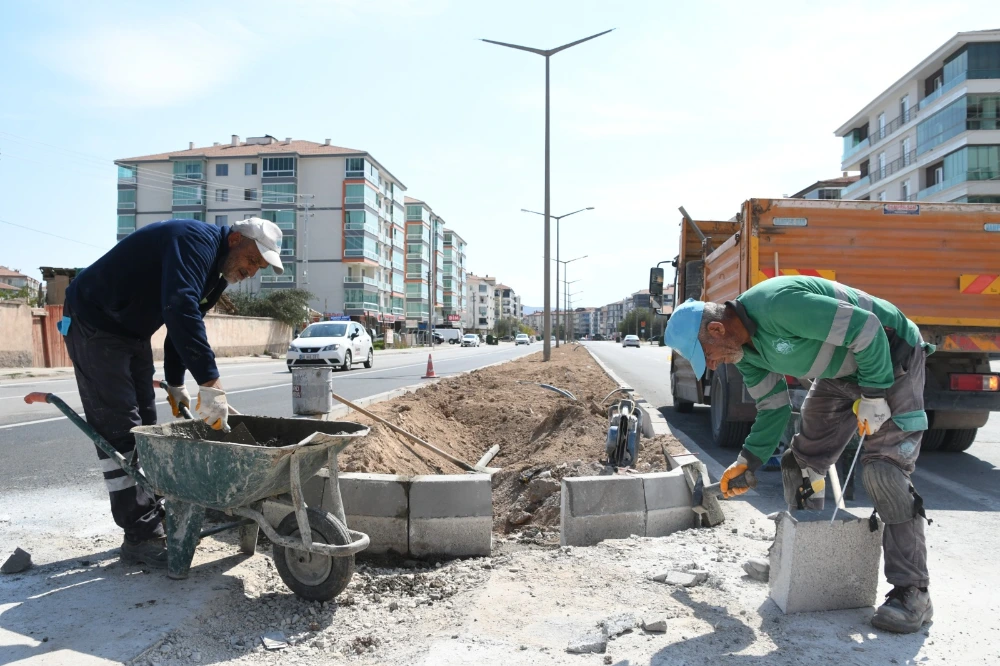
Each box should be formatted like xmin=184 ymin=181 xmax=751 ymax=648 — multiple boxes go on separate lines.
xmin=941 ymin=428 xmax=977 ymax=453
xmin=710 ymin=365 xmax=750 ymax=449
xmin=685 ymin=260 xmax=704 ymax=301
xmin=920 ymin=429 xmax=945 ymax=452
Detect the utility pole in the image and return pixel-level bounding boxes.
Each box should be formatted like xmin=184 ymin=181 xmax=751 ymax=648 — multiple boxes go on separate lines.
xmin=298 ymin=195 xmax=315 ymax=285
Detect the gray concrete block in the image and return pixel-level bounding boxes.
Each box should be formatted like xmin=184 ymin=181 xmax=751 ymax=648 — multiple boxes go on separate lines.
xmin=408 ymin=475 xmax=492 ymax=557
xmin=409 ymin=474 xmax=492 ymax=519
xmin=409 ymin=516 xmax=492 ymax=558
xmin=560 ymin=476 xmax=646 ymax=547
xmin=337 ymin=473 xmax=410 ymax=555
xmin=769 ymin=510 xmax=883 ymax=614
xmin=642 ymin=469 xmax=694 ymax=537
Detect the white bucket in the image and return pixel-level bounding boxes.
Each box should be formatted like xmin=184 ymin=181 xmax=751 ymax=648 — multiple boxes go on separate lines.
xmin=291 ymin=367 xmax=333 ymax=415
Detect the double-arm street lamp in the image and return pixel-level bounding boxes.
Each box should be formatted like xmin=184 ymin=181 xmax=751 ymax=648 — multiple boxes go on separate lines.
xmin=522 ymin=207 xmax=593 ymax=348
xmin=555 ymin=256 xmax=587 ymax=345
xmin=484 ymin=30 xmax=612 ymax=361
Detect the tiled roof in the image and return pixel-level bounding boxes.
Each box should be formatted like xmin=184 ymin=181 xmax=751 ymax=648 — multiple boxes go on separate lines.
xmin=0 ymin=266 xmax=28 ymax=278
xmin=0 ymin=282 xmax=21 ymax=291
xmin=118 ymin=139 xmax=363 ymax=162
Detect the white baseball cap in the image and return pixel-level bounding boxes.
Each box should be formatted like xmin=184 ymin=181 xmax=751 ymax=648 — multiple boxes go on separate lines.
xmin=231 ymin=217 xmax=284 ymax=274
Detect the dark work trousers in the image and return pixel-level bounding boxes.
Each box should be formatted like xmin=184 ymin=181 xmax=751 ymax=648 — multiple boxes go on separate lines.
xmin=63 ymin=312 xmax=164 ymax=542
xmin=789 ymin=343 xmax=929 ymax=588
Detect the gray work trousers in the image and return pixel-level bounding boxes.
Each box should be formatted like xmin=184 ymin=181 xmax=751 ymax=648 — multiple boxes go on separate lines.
xmin=787 ymin=343 xmax=930 ymax=589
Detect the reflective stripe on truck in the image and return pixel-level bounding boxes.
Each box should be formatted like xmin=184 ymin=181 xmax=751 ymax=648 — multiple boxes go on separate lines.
xmin=940 ymin=333 xmax=1000 ymax=352
xmin=959 ymin=274 xmax=1000 ymax=294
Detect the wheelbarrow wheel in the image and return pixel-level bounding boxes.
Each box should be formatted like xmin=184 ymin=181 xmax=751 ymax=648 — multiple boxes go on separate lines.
xmin=273 ymin=508 xmax=354 ymax=602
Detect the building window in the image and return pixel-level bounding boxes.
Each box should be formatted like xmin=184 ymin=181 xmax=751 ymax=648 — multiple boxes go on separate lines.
xmin=900 ymin=95 xmax=910 ymax=123
xmin=117 ymin=214 xmax=136 ymax=234
xmin=345 ymin=183 xmax=378 ymax=208
xmin=172 ymin=185 xmax=204 ymax=206
xmin=173 ymin=160 xmax=204 ymax=180
xmin=215 ymin=188 xmax=228 ymax=202
xmin=479 ymin=284 xmax=487 ymax=293
xmin=877 ymin=191 xmax=886 ymax=201
xmin=261 ymin=263 xmax=295 ymax=283
xmin=280 ymin=236 xmax=295 ymax=256
xmin=262 ymin=157 xmax=296 ymax=177
xmin=244 ymin=188 xmax=258 ymax=201
xmin=901 ymin=180 xmax=910 ymax=200
xmin=215 ymin=164 xmax=229 ymax=177
xmin=262 ymin=209 xmax=295 ymax=230
xmin=262 ymin=183 xmax=296 ymax=204
xmin=117 ymin=165 xmax=137 ymax=183
xmin=245 ymin=162 xmax=257 ymax=176
xmin=877 ymin=112 xmax=886 ymax=141
xmin=215 ymin=214 xmax=228 ymax=226
xmin=117 ymin=189 xmax=136 ymax=209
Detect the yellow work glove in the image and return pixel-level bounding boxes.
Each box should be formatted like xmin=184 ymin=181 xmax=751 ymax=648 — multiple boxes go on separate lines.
xmin=196 ymin=386 xmax=230 ymax=432
xmin=854 ymin=396 xmax=890 ymax=436
xmin=720 ymin=454 xmax=759 ymax=499
xmin=166 ymin=384 xmax=191 ymax=418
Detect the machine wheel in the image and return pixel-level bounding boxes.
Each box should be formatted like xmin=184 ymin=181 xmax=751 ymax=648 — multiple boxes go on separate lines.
xmin=273 ymin=508 xmax=354 ymax=602
xmin=341 ymin=351 xmax=352 ymax=372
xmin=363 ymin=349 xmax=374 ymax=369
xmin=710 ymin=367 xmax=750 ymax=449
xmin=920 ymin=428 xmax=946 ymax=452
xmin=941 ymin=428 xmax=977 ymax=453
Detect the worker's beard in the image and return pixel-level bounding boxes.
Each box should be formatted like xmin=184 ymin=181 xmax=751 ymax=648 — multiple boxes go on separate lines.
xmin=728 ymin=346 xmax=745 ymax=365
xmin=221 ymin=253 xmax=245 ymax=285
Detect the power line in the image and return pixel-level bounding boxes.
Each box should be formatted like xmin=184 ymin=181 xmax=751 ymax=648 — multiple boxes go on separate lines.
xmin=0 ymin=217 xmax=109 ymax=250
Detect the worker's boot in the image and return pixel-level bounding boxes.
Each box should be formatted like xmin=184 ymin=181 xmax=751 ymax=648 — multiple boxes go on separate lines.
xmin=121 ymin=536 xmax=168 ymax=569
xmin=871 ymin=586 xmax=933 ymax=633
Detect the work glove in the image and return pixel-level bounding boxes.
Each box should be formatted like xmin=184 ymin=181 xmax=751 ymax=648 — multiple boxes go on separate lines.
xmin=165 ymin=384 xmax=191 ymax=418
xmin=196 ymin=386 xmax=230 ymax=432
xmin=855 ymin=396 xmax=890 ymax=436
xmin=720 ymin=453 xmax=760 ymax=499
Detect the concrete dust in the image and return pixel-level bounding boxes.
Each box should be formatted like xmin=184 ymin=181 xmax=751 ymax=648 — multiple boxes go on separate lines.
xmin=334 ymin=346 xmax=686 ymax=530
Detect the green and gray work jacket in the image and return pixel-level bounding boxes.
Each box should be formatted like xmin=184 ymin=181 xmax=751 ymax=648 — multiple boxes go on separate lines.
xmin=731 ymin=276 xmax=933 ymax=465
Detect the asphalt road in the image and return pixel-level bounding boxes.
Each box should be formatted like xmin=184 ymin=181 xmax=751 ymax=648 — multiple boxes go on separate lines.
xmin=0 ymin=343 xmax=536 ymax=494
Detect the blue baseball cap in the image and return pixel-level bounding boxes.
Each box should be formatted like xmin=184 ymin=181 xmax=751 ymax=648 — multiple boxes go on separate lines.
xmin=663 ymin=298 xmax=706 ymax=379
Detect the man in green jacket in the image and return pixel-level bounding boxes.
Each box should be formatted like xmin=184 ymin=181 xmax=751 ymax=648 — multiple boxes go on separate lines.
xmin=664 ymin=275 xmax=932 ymax=634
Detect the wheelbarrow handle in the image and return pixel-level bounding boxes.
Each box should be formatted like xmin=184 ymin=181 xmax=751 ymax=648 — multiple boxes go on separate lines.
xmin=152 ymin=380 xmax=239 ymax=419
xmin=22 ymin=391 xmax=152 ymax=493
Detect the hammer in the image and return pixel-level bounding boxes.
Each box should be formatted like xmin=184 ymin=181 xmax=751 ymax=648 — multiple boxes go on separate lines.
xmin=690 ymin=470 xmax=757 ymax=527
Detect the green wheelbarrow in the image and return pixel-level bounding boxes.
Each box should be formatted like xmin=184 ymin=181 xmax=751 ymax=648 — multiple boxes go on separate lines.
xmin=23 ymin=390 xmax=371 ymax=602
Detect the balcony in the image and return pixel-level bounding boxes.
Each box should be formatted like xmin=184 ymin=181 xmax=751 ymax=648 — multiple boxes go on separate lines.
xmin=840 ymin=175 xmax=871 ymax=200
xmin=344 ymin=302 xmax=380 ymax=312
xmin=344 ymin=275 xmax=378 ymax=287
xmin=867 ymin=110 xmax=917 ymax=149
xmin=345 ymin=220 xmax=379 ymax=235
xmin=869 ymin=150 xmax=917 ymax=186
xmin=919 ymin=72 xmax=967 ymax=110
xmin=917 ymin=169 xmax=998 ymax=200
xmin=345 ymin=249 xmax=380 ymax=262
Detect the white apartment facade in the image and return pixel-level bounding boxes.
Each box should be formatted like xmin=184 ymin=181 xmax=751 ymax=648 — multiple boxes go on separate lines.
xmin=494 ymin=284 xmax=522 ymax=321
xmin=836 ymin=31 xmax=1000 ymax=204
xmin=465 ymin=274 xmax=497 ymax=334
xmin=443 ymin=229 xmax=467 ymax=328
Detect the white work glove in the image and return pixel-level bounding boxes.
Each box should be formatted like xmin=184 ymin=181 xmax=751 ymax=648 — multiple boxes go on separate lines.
xmin=855 ymin=396 xmax=890 ymax=436
xmin=196 ymin=386 xmax=230 ymax=432
xmin=165 ymin=384 xmax=191 ymax=418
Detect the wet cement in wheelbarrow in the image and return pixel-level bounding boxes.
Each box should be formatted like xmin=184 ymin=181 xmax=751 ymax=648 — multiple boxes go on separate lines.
xmin=222 ymin=421 xmax=351 ymax=448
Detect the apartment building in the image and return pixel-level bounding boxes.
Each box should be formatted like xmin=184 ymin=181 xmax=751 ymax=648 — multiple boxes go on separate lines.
xmin=115 ymin=135 xmax=409 ymax=331
xmin=403 ymin=197 xmax=449 ymax=332
xmin=0 ymin=267 xmax=41 ymax=294
xmin=442 ymin=229 xmax=467 ymax=329
xmin=789 ymin=175 xmax=860 ymax=199
xmin=494 ymin=284 xmax=523 ymax=321
xmin=836 ymin=31 xmax=1000 ymax=204
xmin=572 ymin=308 xmax=597 ymax=339
xmin=465 ymin=274 xmax=497 ymax=334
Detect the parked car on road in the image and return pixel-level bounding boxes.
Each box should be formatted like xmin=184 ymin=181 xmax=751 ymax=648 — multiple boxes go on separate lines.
xmin=622 ymin=334 xmax=641 ymax=348
xmin=462 ymin=333 xmax=481 ymax=347
xmin=515 ymin=333 xmax=531 ymax=345
xmin=287 ymin=321 xmax=374 ymax=372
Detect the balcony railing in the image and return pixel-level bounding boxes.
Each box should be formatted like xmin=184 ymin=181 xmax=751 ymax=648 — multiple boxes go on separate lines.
xmin=840 ymin=175 xmax=871 ymax=199
xmin=392 ymin=307 xmax=405 ymax=315
xmin=867 ymin=110 xmax=917 ymax=148
xmin=344 ymin=275 xmax=378 ymax=287
xmin=918 ymin=169 xmax=1000 ymax=200
xmin=869 ymin=150 xmax=917 ymax=185
xmin=344 ymin=302 xmax=380 ymax=311
xmin=919 ymin=72 xmax=967 ymax=110
xmin=346 ymin=221 xmax=379 ymax=235
xmin=345 ymin=249 xmax=380 ymax=262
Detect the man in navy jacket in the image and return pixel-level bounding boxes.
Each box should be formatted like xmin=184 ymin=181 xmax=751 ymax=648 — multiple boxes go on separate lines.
xmin=63 ymin=217 xmax=284 ymax=568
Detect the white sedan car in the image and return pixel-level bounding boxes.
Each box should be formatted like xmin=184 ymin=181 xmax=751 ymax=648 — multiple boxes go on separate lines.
xmin=287 ymin=321 xmax=374 ymax=371
xmin=461 ymin=333 xmax=481 ymax=347
xmin=622 ymin=334 xmax=641 ymax=348
xmin=515 ymin=333 xmax=531 ymax=345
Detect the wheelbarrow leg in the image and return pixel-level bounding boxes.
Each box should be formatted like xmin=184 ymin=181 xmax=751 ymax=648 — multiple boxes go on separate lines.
xmin=239 ymin=502 xmax=262 ymax=555
xmin=324 ymin=449 xmax=347 ymax=526
xmin=165 ymin=499 xmax=204 ymax=580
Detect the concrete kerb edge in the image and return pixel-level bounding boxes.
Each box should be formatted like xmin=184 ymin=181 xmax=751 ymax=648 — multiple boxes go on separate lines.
xmin=292 ymin=351 xmax=525 ymax=557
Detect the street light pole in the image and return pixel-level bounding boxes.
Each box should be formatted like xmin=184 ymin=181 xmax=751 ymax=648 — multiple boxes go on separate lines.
xmin=486 ymin=30 xmax=612 ymax=361
xmin=522 ymin=207 xmax=593 ymax=349
xmin=549 ymin=254 xmax=586 ymax=343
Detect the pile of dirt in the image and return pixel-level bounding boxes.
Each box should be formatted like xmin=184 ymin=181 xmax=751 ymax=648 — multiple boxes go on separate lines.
xmin=335 ymin=345 xmax=687 ymax=531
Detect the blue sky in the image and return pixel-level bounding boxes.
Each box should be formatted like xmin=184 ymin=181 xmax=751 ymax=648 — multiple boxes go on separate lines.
xmin=0 ymin=0 xmax=986 ymax=307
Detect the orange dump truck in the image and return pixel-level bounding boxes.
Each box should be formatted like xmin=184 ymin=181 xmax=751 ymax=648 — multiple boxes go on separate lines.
xmin=662 ymin=198 xmax=1000 ymax=453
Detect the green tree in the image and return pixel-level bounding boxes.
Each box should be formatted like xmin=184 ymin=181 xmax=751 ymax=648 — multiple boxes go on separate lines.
xmin=228 ymin=288 xmax=314 ymax=327
xmin=618 ymin=308 xmax=666 ymax=340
